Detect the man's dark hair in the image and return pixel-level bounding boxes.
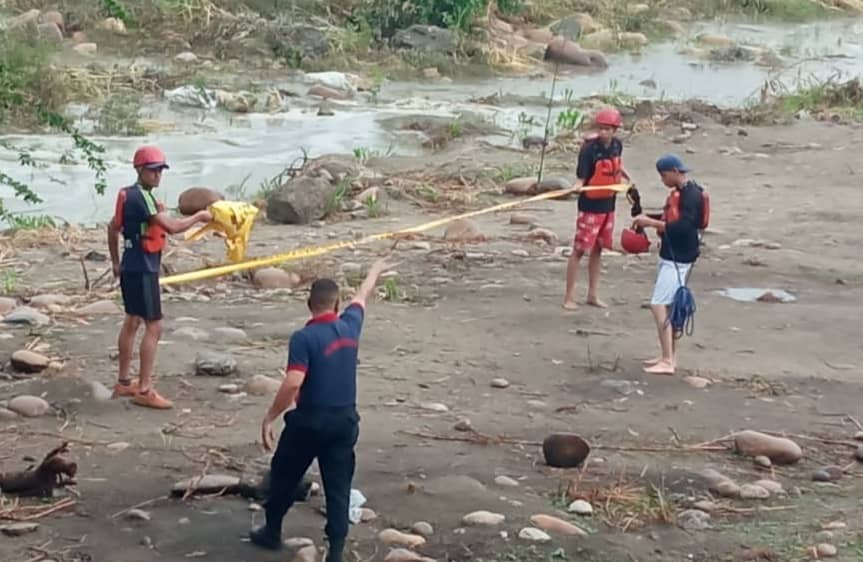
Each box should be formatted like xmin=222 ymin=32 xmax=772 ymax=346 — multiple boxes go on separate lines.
xmin=308 ymin=278 xmax=340 ymax=312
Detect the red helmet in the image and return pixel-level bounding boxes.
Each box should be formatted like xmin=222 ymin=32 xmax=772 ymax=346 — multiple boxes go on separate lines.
xmin=595 ymin=108 xmax=622 ymax=128
xmin=133 ymin=145 xmax=169 ymax=170
xmin=621 ymin=228 xmax=650 ymax=254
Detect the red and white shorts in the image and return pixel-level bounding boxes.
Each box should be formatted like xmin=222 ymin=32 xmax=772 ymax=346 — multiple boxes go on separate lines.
xmin=572 ymin=211 xmax=614 ymax=254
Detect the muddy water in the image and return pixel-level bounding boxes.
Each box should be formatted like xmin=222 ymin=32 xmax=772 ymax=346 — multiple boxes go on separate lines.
xmin=2 ymin=17 xmax=862 ymax=225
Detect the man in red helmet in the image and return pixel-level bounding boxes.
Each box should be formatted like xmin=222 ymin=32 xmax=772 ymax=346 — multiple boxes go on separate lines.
xmin=563 ymin=107 xmax=631 ymax=310
xmin=107 ymin=145 xmax=212 ymax=409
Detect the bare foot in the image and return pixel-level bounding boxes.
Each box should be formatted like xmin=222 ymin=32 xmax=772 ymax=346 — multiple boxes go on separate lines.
xmin=642 ymin=357 xmax=663 ymax=366
xmin=585 ymin=296 xmax=608 ymax=309
xmin=644 ymin=361 xmax=675 ymax=376
xmin=562 ymin=300 xmax=579 ymax=311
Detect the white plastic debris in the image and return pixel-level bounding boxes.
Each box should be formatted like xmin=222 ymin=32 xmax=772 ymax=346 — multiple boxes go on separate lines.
xmin=348 ymin=489 xmax=367 ymax=524
xmin=164 ymin=85 xmax=218 ymax=110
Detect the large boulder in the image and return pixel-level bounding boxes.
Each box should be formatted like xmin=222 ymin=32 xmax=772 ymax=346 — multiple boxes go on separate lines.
xmin=393 ymin=25 xmax=459 ymax=55
xmin=268 ymin=24 xmax=330 ymax=60
xmin=544 ymin=37 xmax=592 ymax=66
xmin=266 ymin=176 xmax=338 ymax=224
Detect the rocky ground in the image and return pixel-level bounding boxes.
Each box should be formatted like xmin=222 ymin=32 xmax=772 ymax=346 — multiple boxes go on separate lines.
xmin=1 ymin=116 xmax=863 ymax=562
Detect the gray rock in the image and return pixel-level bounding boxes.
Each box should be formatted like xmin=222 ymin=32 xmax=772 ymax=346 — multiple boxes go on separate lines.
xmin=125 ymin=509 xmax=152 ymax=521
xmin=29 ymin=294 xmax=71 ymax=308
xmin=550 ymin=17 xmax=583 ymax=40
xmin=678 ymin=509 xmax=711 ymax=531
xmin=10 ymin=350 xmax=50 ymax=373
xmin=0 ymin=407 xmax=19 ymax=421
xmin=268 ymin=24 xmax=330 ymax=60
xmin=0 ymin=522 xmax=39 ymax=536
xmin=213 ymin=327 xmax=248 ymax=342
xmin=739 ymin=484 xmax=770 ymax=500
xmin=267 ymin=175 xmax=339 ymax=224
xmin=754 ymin=455 xmax=772 ymax=468
xmin=246 ymin=374 xmax=282 ymax=396
xmin=518 ymin=527 xmax=550 ymax=542
xmin=3 ymin=306 xmax=50 ymax=326
xmin=7 ymin=395 xmax=51 ymax=417
xmin=410 ymin=521 xmax=434 ymax=537
xmin=36 ymin=22 xmax=63 ymax=42
xmin=490 ymin=378 xmax=510 ymax=389
xmin=173 ymin=326 xmax=210 ymax=341
xmin=567 ymin=499 xmax=593 ymax=515
xmin=393 ymin=25 xmax=459 ymax=55
xmin=816 ymin=543 xmax=837 ymax=558
xmin=813 ymin=466 xmax=843 ymax=483
xmin=89 ymin=381 xmax=113 ymax=402
xmin=194 ymin=351 xmax=238 ymax=376
xmin=0 ymin=297 xmax=17 ymax=315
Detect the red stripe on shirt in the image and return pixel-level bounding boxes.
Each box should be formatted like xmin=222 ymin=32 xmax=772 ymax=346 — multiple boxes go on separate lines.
xmin=323 ymin=338 xmax=358 ymax=357
xmin=286 ymin=364 xmax=307 ymax=374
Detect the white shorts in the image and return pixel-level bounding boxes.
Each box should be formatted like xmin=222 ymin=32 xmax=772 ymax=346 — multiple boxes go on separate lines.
xmin=650 ymin=259 xmax=693 ymax=306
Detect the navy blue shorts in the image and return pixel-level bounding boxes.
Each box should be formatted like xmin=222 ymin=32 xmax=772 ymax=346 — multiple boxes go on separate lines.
xmin=120 ymin=272 xmax=162 ymax=321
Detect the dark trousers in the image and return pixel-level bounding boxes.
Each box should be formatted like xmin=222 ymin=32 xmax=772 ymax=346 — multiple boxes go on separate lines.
xmin=265 ymin=406 xmax=359 ymax=543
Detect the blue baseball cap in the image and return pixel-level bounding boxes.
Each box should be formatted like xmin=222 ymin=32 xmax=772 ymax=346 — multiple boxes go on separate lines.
xmin=656 ymin=154 xmax=690 ymax=173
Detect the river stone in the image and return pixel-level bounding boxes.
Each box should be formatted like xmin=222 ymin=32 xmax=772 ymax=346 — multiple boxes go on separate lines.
xmin=856 ymin=446 xmax=863 ymax=462
xmin=3 ymin=306 xmax=50 ymax=326
xmin=393 ymin=25 xmax=459 ymax=54
xmin=0 ymin=522 xmax=39 ymax=536
xmin=171 ymin=474 xmax=240 ymax=496
xmin=267 ymin=175 xmax=338 ymax=224
xmin=462 ymin=511 xmax=505 ymax=526
xmin=692 ymin=500 xmax=718 ymax=512
xmin=76 ymin=300 xmax=121 ymax=315
xmin=0 ymin=297 xmax=17 ymax=315
xmin=678 ymin=509 xmax=711 ymax=531
xmin=494 ymin=475 xmax=519 ymax=487
xmin=384 ymin=549 xmax=436 ymax=562
xmin=568 ymin=499 xmax=593 ymax=515
xmin=754 ymin=455 xmax=772 ymax=468
xmin=73 ymin=42 xmax=98 ymax=56
xmin=739 ymin=484 xmax=770 ymax=500
xmin=246 ymin=374 xmax=282 ymax=396
xmin=529 ymin=514 xmax=587 ymax=536
xmin=213 ymin=327 xmax=248 ymax=342
xmin=527 ymin=228 xmax=559 ymax=245
xmin=178 ymin=187 xmax=223 ymax=215
xmin=29 ymin=294 xmax=70 ymax=308
xmin=173 ymin=326 xmax=210 ymax=341
xmin=619 ymin=32 xmax=649 ymax=48
xmin=269 ymin=24 xmax=330 ymax=59
xmin=8 ymin=9 xmax=41 ymax=30
xmin=505 ymin=177 xmax=538 ymax=195
xmin=294 ymin=545 xmax=318 ymax=562
xmin=194 ymin=351 xmax=237 ymax=376
xmin=816 ymin=543 xmax=838 ymax=558
xmin=39 ymin=10 xmax=64 ymax=30
xmin=10 ymin=350 xmax=51 ymax=373
xmin=0 ymin=407 xmax=19 ymax=421
xmin=550 ymin=16 xmax=583 ymax=40
xmin=377 ymin=529 xmax=426 ymax=548
xmin=812 ymin=466 xmax=843 ymax=483
xmin=490 ymin=378 xmax=510 ymax=389
xmin=509 ymin=212 xmax=537 ymax=226
xmin=581 ymin=29 xmax=616 ymax=50
xmin=518 ymin=527 xmax=551 ymax=542
xmin=125 ymin=509 xmax=151 ymax=522
xmin=8 ymin=395 xmax=51 ymax=417
xmin=308 ymin=85 xmax=348 ymax=100
xmin=410 ymin=521 xmax=434 ymax=537
xmin=252 ymin=267 xmax=302 ymax=289
xmin=733 ymin=430 xmax=803 ymax=465
xmin=443 ymin=219 xmax=483 ymax=242
xmin=284 ymin=537 xmax=314 ymax=549
xmin=37 ymin=22 xmax=63 ymax=42
xmin=754 ymin=480 xmax=784 ymax=495
xmin=98 ymin=17 xmax=127 ymax=34
xmin=855 ymin=431 xmax=863 ymax=442
xmin=89 ymin=381 xmax=113 ymax=402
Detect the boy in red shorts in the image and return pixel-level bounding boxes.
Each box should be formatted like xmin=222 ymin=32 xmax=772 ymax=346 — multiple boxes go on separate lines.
xmin=563 ymin=108 xmax=631 ymax=310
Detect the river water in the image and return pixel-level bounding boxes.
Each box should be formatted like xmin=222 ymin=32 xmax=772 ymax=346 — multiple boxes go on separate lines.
xmin=2 ymin=17 xmax=862 ymax=225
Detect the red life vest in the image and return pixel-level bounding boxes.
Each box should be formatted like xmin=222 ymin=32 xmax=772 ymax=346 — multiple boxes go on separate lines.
xmin=584 ymin=142 xmax=622 ymax=200
xmin=116 ymin=185 xmax=167 ymax=254
xmin=663 ymin=185 xmax=710 ymax=229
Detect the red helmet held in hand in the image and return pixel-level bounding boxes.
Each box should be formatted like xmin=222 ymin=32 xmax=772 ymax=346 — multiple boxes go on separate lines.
xmin=133 ymin=145 xmax=170 ymax=170
xmin=621 ymin=228 xmax=650 ymax=254
xmin=594 ymin=107 xmax=622 ymax=128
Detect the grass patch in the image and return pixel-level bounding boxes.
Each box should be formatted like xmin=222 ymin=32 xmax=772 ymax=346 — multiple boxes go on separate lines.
xmin=494 ymin=163 xmax=537 ymax=182
xmin=762 ymin=77 xmax=863 ymax=120
xmin=2 ymin=270 xmax=20 ymax=295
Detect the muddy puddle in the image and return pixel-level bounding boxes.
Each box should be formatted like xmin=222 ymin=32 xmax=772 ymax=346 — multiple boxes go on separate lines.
xmin=2 ymin=16 xmax=862 ymax=224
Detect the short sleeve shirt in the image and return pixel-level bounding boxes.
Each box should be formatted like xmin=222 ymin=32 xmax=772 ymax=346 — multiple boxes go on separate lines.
xmin=287 ymin=303 xmax=365 ymax=409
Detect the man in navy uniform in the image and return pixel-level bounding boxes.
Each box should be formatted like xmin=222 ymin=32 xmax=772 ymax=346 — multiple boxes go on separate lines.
xmin=250 ymin=258 xmax=392 ymax=562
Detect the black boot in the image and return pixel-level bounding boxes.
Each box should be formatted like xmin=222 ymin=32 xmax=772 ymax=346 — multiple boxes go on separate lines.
xmin=325 ymin=537 xmax=345 ymax=562
xmin=249 ymin=525 xmax=282 ymax=551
